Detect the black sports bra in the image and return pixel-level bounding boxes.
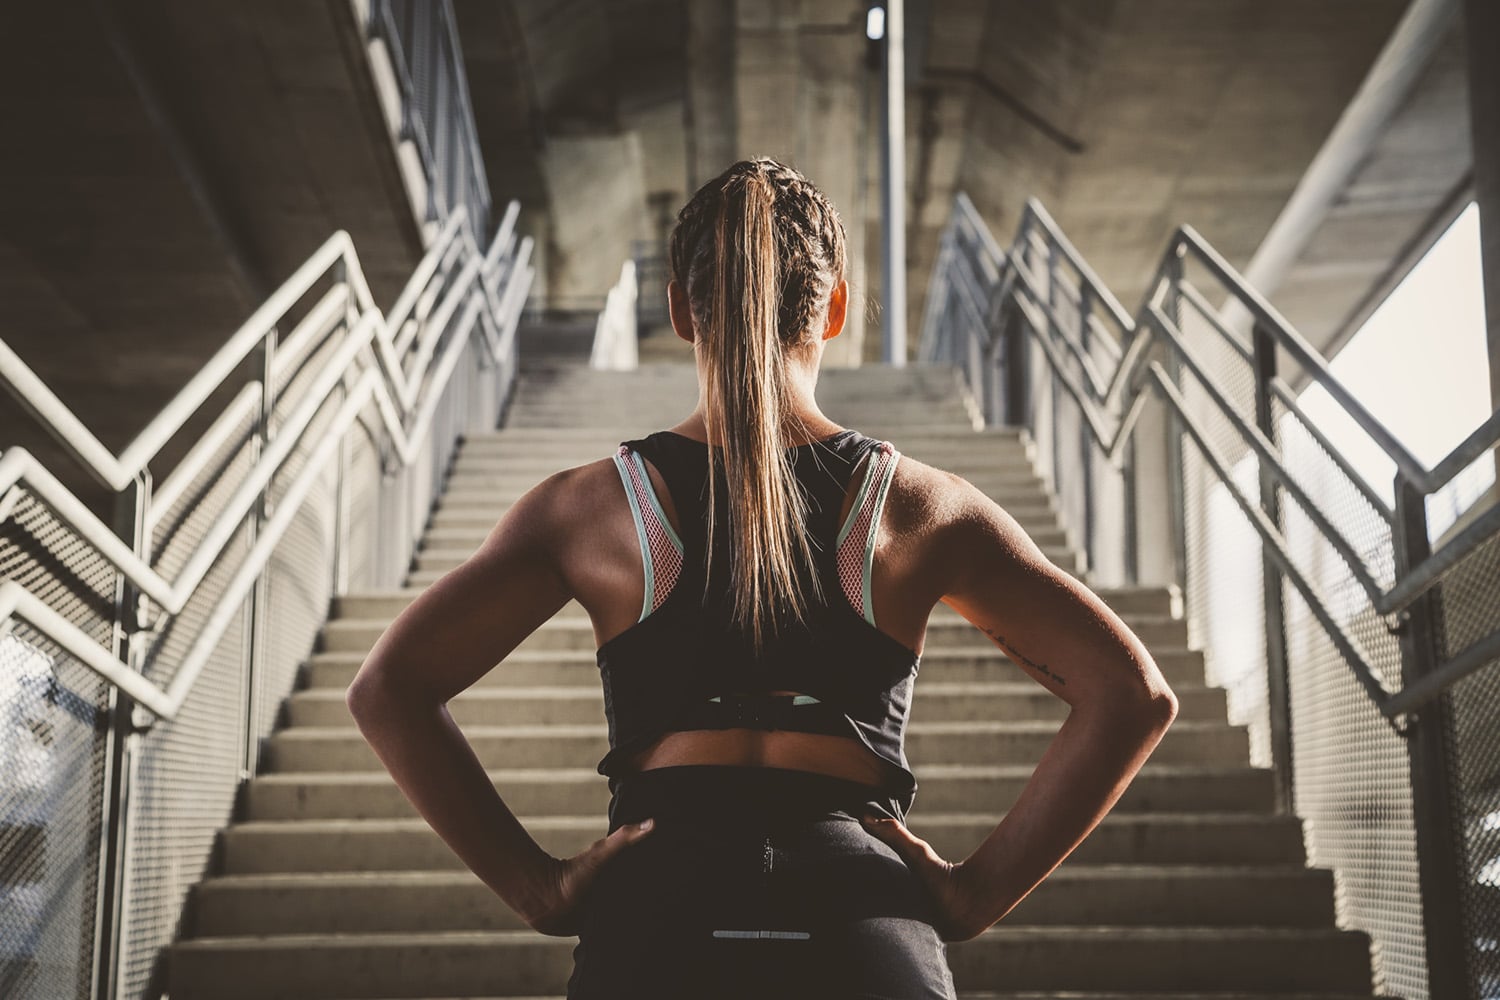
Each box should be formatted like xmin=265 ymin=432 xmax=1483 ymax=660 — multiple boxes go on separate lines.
xmin=594 ymin=428 xmax=922 ymax=825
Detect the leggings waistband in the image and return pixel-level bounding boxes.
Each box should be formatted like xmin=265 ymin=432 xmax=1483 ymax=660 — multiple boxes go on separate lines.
xmin=607 ymin=765 xmax=902 ymax=833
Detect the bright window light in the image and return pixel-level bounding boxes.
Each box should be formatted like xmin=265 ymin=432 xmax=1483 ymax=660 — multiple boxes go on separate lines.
xmin=1293 ymin=201 xmax=1491 ymax=538
xmin=866 ymin=6 xmax=885 ymax=40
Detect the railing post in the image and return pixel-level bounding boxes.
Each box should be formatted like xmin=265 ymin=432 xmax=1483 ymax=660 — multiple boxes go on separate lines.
xmin=1001 ymin=289 xmax=1027 ymax=428
xmin=240 ymin=329 xmax=276 ymax=781
xmin=1123 ymin=431 xmax=1138 ymax=585
xmin=1163 ymin=245 xmax=1189 ymax=599
xmin=1392 ymin=475 xmax=1473 ymax=1000
xmin=92 ymin=473 xmax=150 ymax=1000
xmin=1250 ymin=320 xmax=1294 ymax=815
xmin=1079 ymin=285 xmax=1096 ymax=577
xmin=1046 ymin=241 xmax=1062 ymax=512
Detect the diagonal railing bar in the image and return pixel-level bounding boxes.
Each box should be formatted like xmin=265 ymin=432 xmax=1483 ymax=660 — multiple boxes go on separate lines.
xmin=923 ymin=190 xmax=1496 ymax=1000
xmin=0 ymin=202 xmax=534 ymax=724
xmin=922 ymin=192 xmax=1500 ymax=726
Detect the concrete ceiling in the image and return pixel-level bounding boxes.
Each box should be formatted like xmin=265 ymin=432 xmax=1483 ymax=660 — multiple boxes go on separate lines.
xmin=452 ymin=0 xmax=1464 ymax=366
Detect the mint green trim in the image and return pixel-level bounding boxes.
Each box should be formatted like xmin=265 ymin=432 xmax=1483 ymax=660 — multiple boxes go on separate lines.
xmin=613 ymin=452 xmax=654 ymax=622
xmin=709 ymin=694 xmax=820 ymax=704
xmin=861 ymin=451 xmax=900 ymax=626
xmin=833 ymin=449 xmax=882 ymax=550
xmin=628 ymin=451 xmax=684 ymax=554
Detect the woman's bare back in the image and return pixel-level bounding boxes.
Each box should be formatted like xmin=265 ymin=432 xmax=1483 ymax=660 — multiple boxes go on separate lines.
xmin=550 ymin=433 xmax=957 ymax=787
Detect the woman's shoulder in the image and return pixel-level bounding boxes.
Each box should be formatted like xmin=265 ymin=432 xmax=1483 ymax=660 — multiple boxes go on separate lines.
xmin=494 ymin=454 xmax=629 ymax=546
xmin=880 ymin=450 xmax=1018 ymax=566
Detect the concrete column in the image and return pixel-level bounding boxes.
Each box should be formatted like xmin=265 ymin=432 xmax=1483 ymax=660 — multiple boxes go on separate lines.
xmin=733 ymin=0 xmax=870 ymax=366
xmin=686 ymin=0 xmax=736 ymax=189
xmin=538 ymin=132 xmax=651 ymax=304
xmin=1462 ymin=0 xmax=1500 ymax=428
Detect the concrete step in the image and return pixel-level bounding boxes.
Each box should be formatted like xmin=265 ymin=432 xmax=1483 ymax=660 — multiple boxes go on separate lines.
xmin=510 ymin=361 xmax=964 ymax=389
xmin=503 ymin=400 xmax=975 ymax=420
xmin=287 ymin=680 xmax=1226 ymax=728
xmin=442 ymin=463 xmax=1046 ymax=491
xmin=247 ymin=995 xmax=1399 ymax=1000
xmin=302 ymin=643 xmax=1210 ymax=690
xmin=425 ymin=498 xmax=1061 ymax=533
xmin=413 ymin=563 xmax=1094 ymax=592
xmin=317 ymin=615 xmax=1176 ymax=660
xmin=166 ymin=925 xmax=1374 ymax=998
xmin=189 ymin=863 xmax=1335 ymax=937
xmin=408 ymin=540 xmax=1074 ymax=575
xmin=220 ymin=810 xmax=1312 ymax=875
xmin=329 ymin=590 xmax=1174 ymax=624
xmin=431 ymin=477 xmax=1055 ymax=510
xmin=418 ymin=520 xmax=1069 ymax=552
xmin=503 ymin=413 xmax=985 ymax=433
xmin=243 ymin=764 xmax=1277 ymax=821
xmin=266 ymin=719 xmax=1246 ymax=772
xmin=460 ymin=423 xmax=1026 ymax=445
xmin=283 ymin=680 xmax=1218 ymax=728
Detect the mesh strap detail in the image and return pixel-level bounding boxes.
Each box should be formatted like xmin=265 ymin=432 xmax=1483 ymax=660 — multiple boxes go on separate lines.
xmin=615 ymin=445 xmax=685 ymax=621
xmin=834 ymin=442 xmax=899 ymax=625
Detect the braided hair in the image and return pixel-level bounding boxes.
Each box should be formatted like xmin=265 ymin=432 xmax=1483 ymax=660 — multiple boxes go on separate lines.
xmin=667 ymin=157 xmax=850 ymax=654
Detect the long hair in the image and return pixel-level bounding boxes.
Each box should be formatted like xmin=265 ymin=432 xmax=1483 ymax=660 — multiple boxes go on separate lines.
xmin=668 ymin=157 xmax=849 ymax=653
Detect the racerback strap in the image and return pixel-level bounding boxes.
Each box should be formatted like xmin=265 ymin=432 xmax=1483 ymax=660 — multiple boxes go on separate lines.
xmin=613 ymin=445 xmax=685 ymax=620
xmin=613 ymin=435 xmax=899 ymax=627
xmin=834 ymin=441 xmax=900 ymax=625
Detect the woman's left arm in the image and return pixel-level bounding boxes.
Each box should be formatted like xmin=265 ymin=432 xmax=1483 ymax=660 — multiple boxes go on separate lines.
xmin=344 ymin=468 xmax=651 ymax=934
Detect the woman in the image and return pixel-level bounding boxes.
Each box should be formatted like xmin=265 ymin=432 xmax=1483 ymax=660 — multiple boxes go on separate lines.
xmin=346 ymin=157 xmax=1179 ymax=999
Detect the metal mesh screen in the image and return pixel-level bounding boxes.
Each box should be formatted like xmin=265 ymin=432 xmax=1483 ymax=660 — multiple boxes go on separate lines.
xmin=1 ymin=203 xmax=529 ymax=1000
xmin=1431 ymin=457 xmax=1500 ymax=1000
xmin=917 ymin=191 xmax=1500 ymax=1000
xmin=1271 ymin=366 xmax=1428 ymax=1000
xmin=0 ymin=491 xmax=115 ymax=1000
xmin=120 ymin=402 xmax=260 ymax=1000
xmin=1173 ymin=306 xmax=1273 ymax=770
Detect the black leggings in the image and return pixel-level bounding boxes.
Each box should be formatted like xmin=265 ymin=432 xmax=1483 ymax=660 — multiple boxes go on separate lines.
xmin=566 ymin=765 xmax=958 ymax=1000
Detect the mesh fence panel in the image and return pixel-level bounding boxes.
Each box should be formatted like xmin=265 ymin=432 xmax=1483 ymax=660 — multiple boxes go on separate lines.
xmin=1270 ymin=365 xmax=1428 ymax=1000
xmin=0 ymin=489 xmax=116 ymax=1000
xmin=120 ymin=410 xmax=261 ymax=1000
xmin=1431 ymin=455 xmax=1500 ymax=1000
xmin=919 ymin=194 xmax=1500 ymax=1000
xmin=1173 ymin=306 xmax=1274 ymax=770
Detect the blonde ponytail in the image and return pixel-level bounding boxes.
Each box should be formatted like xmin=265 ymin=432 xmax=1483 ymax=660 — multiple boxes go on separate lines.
xmin=670 ymin=158 xmax=848 ymax=654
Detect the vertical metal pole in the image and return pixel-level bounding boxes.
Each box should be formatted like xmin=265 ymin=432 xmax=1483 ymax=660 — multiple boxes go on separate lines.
xmin=93 ymin=473 xmax=149 ymax=1000
xmin=1123 ymin=432 xmax=1138 ymax=585
xmin=1079 ymin=287 xmax=1096 ymax=577
xmin=1392 ymin=475 xmax=1473 ymax=1000
xmin=242 ymin=329 xmax=276 ymax=781
xmin=1461 ymin=0 xmax=1500 ymax=475
xmin=1163 ymin=247 xmax=1189 ymax=599
xmin=881 ymin=0 xmax=907 ymax=367
xmin=1046 ymin=245 xmax=1061 ymax=514
xmin=1251 ymin=321 xmax=1294 ymax=815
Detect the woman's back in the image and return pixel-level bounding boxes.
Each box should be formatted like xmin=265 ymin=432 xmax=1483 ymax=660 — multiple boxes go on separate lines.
xmin=346 ymin=157 xmax=1176 ymax=1000
xmin=589 ymin=425 xmax=928 ymax=824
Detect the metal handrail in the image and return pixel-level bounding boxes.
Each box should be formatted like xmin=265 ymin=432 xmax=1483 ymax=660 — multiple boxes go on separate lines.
xmin=0 ymin=202 xmax=534 ymax=726
xmin=364 ymin=0 xmax=492 ymax=229
xmin=921 ymin=192 xmax=1500 ymax=728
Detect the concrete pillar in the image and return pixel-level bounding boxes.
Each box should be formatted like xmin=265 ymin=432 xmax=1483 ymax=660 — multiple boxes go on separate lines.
xmin=538 ymin=132 xmax=651 ymax=304
xmin=1461 ymin=0 xmax=1500 ymax=429
xmin=732 ymin=0 xmax=870 ymax=366
xmin=686 ymin=0 xmax=736 ymax=189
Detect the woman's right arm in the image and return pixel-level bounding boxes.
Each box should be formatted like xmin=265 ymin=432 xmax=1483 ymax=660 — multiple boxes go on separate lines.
xmin=866 ymin=465 xmax=1179 ymax=940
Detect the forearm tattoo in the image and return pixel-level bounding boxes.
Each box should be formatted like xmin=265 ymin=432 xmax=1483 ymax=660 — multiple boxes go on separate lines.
xmin=978 ymin=624 xmax=1067 ymax=686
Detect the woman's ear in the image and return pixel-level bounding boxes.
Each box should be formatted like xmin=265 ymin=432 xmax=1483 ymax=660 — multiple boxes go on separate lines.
xmin=668 ymin=279 xmax=695 ymax=344
xmin=822 ymin=279 xmax=848 ymax=341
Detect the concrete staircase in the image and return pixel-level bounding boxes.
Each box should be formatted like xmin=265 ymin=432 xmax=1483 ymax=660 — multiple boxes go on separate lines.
xmin=167 ymin=360 xmax=1394 ymax=998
